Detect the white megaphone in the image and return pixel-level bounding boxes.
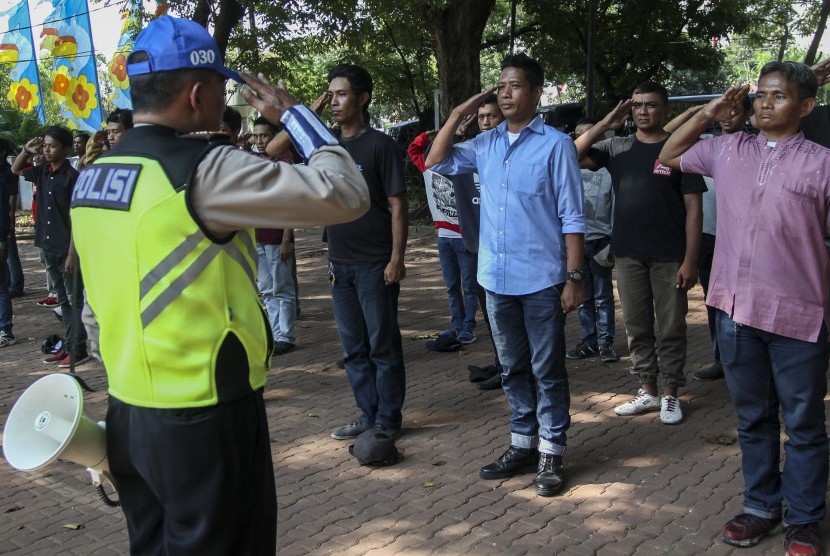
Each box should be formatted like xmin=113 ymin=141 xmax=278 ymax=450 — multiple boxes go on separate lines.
xmin=3 ymin=374 xmax=115 ymax=498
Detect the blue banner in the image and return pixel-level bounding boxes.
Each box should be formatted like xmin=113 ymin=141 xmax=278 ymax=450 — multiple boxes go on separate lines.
xmin=39 ymin=0 xmax=102 ymax=131
xmin=0 ymin=0 xmax=45 ymax=121
xmin=106 ymin=0 xmax=141 ymax=109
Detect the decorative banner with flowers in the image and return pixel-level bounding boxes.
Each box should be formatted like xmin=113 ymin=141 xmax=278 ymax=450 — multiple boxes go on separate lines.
xmin=106 ymin=0 xmax=141 ymax=109
xmin=39 ymin=0 xmax=102 ymax=131
xmin=0 ymin=0 xmax=45 ymax=120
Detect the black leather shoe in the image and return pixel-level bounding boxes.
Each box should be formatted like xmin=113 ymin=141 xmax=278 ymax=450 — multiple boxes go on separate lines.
xmin=480 ymin=446 xmax=539 ymax=480
xmin=693 ymin=362 xmax=724 ymax=381
xmin=476 ymin=374 xmax=503 ymax=391
xmin=535 ymin=454 xmax=565 ymax=496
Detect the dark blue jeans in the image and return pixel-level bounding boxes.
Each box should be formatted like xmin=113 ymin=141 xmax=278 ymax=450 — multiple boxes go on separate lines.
xmin=437 ymin=236 xmax=478 ymax=333
xmin=43 ymin=250 xmax=87 ymax=355
xmin=487 ymin=285 xmax=570 ymax=455
xmin=577 ymin=238 xmax=615 ymax=347
xmin=0 ymin=248 xmax=11 ymax=333
xmin=717 ymin=310 xmax=829 ymax=525
xmin=329 ymin=260 xmax=406 ymax=429
xmin=6 ymin=232 xmax=23 ymax=293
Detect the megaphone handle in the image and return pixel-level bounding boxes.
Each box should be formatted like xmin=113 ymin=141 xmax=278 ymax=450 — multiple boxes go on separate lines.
xmin=88 ymin=468 xmax=120 ymax=507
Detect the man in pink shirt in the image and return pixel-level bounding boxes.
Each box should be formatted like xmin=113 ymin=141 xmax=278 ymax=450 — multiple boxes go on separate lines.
xmin=660 ymin=61 xmax=830 ymax=556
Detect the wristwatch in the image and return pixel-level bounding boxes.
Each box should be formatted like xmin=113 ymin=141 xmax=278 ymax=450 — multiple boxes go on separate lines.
xmin=567 ymin=269 xmax=584 ymax=283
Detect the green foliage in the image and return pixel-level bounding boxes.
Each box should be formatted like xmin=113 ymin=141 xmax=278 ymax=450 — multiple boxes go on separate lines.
xmin=525 ymin=0 xmax=756 ymax=112
xmin=0 ymin=104 xmax=47 ymax=149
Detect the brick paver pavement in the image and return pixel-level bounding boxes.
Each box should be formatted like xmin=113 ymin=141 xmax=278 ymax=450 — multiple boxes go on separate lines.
xmin=1 ymin=227 xmax=828 ymax=555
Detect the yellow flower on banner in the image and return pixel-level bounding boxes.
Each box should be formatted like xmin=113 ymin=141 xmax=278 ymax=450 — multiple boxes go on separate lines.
xmin=108 ymin=49 xmax=130 ymax=89
xmin=50 ymin=65 xmax=72 ymax=103
xmin=6 ymin=78 xmax=41 ymax=113
xmin=66 ymin=74 xmax=99 ymax=120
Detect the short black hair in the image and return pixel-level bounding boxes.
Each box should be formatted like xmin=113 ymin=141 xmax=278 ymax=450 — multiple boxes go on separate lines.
xmin=759 ymin=61 xmax=818 ymax=101
xmin=481 ymin=94 xmax=498 ymax=106
xmin=632 ymin=81 xmax=669 ymax=105
xmin=500 ymin=52 xmax=544 ymax=89
xmin=44 ymin=125 xmax=73 ymax=148
xmin=74 ymin=132 xmax=90 ymax=141
xmin=106 ymin=108 xmax=133 ymax=129
xmin=127 ymin=51 xmax=218 ymax=113
xmin=252 ymin=116 xmax=278 ymax=133
xmin=223 ymin=106 xmax=242 ymax=134
xmin=327 ymin=63 xmax=373 ymax=121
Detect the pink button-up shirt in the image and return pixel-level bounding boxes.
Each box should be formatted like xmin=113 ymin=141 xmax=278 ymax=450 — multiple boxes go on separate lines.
xmin=682 ymin=131 xmax=830 ymax=342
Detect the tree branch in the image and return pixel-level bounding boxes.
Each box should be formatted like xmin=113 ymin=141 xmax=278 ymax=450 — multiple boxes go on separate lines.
xmin=480 ymin=22 xmax=541 ymax=50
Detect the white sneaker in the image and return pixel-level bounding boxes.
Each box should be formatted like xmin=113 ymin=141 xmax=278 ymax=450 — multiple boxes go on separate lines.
xmin=0 ymin=330 xmax=16 ymax=348
xmin=614 ymin=388 xmax=660 ymax=416
xmin=660 ymin=395 xmax=683 ymax=424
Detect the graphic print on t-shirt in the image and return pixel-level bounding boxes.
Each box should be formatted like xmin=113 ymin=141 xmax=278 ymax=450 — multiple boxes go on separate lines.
xmin=652 ymin=159 xmax=672 ymax=176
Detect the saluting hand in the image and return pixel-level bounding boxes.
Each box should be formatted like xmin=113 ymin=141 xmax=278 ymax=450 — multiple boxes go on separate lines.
xmin=812 ymin=59 xmax=830 ymax=88
xmin=600 ymin=99 xmax=633 ymax=131
xmin=451 ymin=87 xmax=499 ymax=119
xmin=241 ymin=73 xmax=299 ymax=125
xmin=701 ymin=84 xmax=751 ymax=122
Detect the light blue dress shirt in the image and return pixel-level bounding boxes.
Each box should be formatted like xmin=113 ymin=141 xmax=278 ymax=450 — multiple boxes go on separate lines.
xmin=430 ymin=117 xmax=585 ymax=295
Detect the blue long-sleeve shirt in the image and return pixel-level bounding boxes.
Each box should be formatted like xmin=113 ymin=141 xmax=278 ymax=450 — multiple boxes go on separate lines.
xmin=430 ymin=117 xmax=585 ymax=295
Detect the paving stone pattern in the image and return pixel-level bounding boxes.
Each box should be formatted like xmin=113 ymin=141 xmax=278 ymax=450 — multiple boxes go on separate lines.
xmin=0 ymin=227 xmax=828 ymax=555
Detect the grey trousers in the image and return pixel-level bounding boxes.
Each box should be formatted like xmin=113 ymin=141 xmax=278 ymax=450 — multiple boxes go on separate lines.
xmin=615 ymin=256 xmax=688 ymax=388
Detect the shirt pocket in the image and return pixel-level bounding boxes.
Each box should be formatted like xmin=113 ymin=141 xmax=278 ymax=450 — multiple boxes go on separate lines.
xmin=778 ymin=180 xmax=820 ymax=205
xmin=509 ymin=162 xmax=548 ymax=197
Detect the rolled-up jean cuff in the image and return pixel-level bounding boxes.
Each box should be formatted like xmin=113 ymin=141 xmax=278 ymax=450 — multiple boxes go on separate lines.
xmin=745 ymin=505 xmax=781 ymax=521
xmin=539 ymin=439 xmax=566 ymax=456
xmin=511 ymin=433 xmax=538 ymax=450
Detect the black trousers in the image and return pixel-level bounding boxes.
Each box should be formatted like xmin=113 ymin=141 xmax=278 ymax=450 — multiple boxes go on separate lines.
xmin=107 ymin=390 xmax=277 ymax=555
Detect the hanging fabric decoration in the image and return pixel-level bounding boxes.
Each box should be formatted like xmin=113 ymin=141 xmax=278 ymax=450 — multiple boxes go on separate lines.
xmin=106 ymin=0 xmax=141 ymax=109
xmin=1 ymin=0 xmax=45 ymax=120
xmin=40 ymin=0 xmax=102 ymax=131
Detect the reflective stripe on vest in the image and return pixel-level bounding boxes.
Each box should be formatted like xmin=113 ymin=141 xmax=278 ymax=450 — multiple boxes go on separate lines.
xmin=139 ymin=230 xmax=257 ymax=328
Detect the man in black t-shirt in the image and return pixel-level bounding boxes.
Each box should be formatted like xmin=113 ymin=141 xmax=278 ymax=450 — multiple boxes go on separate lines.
xmin=575 ymin=82 xmax=705 ymax=425
xmin=12 ymin=126 xmax=88 ymax=365
xmin=324 ymin=64 xmax=409 ymax=442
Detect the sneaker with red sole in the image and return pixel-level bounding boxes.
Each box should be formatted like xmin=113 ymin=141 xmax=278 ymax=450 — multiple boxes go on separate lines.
xmin=722 ymin=513 xmax=783 ymax=547
xmin=785 ymin=523 xmax=822 ymax=556
xmin=36 ymin=296 xmax=59 ymax=308
xmin=57 ymin=353 xmax=90 ymax=368
xmin=43 ymin=349 xmax=67 ymax=364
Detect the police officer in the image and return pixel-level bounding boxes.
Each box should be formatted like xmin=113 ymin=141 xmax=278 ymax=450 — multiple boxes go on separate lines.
xmin=70 ymin=16 xmax=368 ymax=554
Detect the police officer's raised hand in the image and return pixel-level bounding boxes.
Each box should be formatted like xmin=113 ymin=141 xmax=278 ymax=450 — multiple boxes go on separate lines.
xmin=241 ymin=73 xmax=298 ymax=125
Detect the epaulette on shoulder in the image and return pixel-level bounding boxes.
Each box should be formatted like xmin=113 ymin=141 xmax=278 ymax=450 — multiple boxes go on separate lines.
xmin=177 ymin=130 xmax=233 ymax=144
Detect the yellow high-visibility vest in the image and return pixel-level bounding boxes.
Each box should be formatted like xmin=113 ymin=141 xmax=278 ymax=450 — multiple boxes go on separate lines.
xmin=71 ymin=141 xmax=270 ymax=408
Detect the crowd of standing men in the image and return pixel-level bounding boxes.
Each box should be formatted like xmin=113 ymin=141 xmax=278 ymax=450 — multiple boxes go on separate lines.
xmin=1 ymin=13 xmax=830 ymax=555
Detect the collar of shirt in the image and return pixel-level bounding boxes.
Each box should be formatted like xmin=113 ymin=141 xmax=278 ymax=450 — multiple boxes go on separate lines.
xmin=492 ymin=116 xmax=546 ymax=141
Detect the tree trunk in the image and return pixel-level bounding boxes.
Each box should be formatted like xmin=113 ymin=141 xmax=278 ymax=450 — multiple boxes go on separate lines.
xmin=212 ymin=0 xmax=246 ymax=57
xmin=805 ymin=0 xmax=830 ymax=66
xmin=426 ymin=0 xmax=496 ymax=120
xmin=188 ymin=0 xmax=245 ymax=57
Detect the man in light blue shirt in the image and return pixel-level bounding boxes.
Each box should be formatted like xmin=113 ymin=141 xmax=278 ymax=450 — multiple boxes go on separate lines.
xmin=426 ymin=53 xmax=585 ymax=497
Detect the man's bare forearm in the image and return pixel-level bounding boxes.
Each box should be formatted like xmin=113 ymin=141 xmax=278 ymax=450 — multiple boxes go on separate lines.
xmin=660 ymin=111 xmax=714 ymax=169
xmin=425 ymin=112 xmax=464 ymax=169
